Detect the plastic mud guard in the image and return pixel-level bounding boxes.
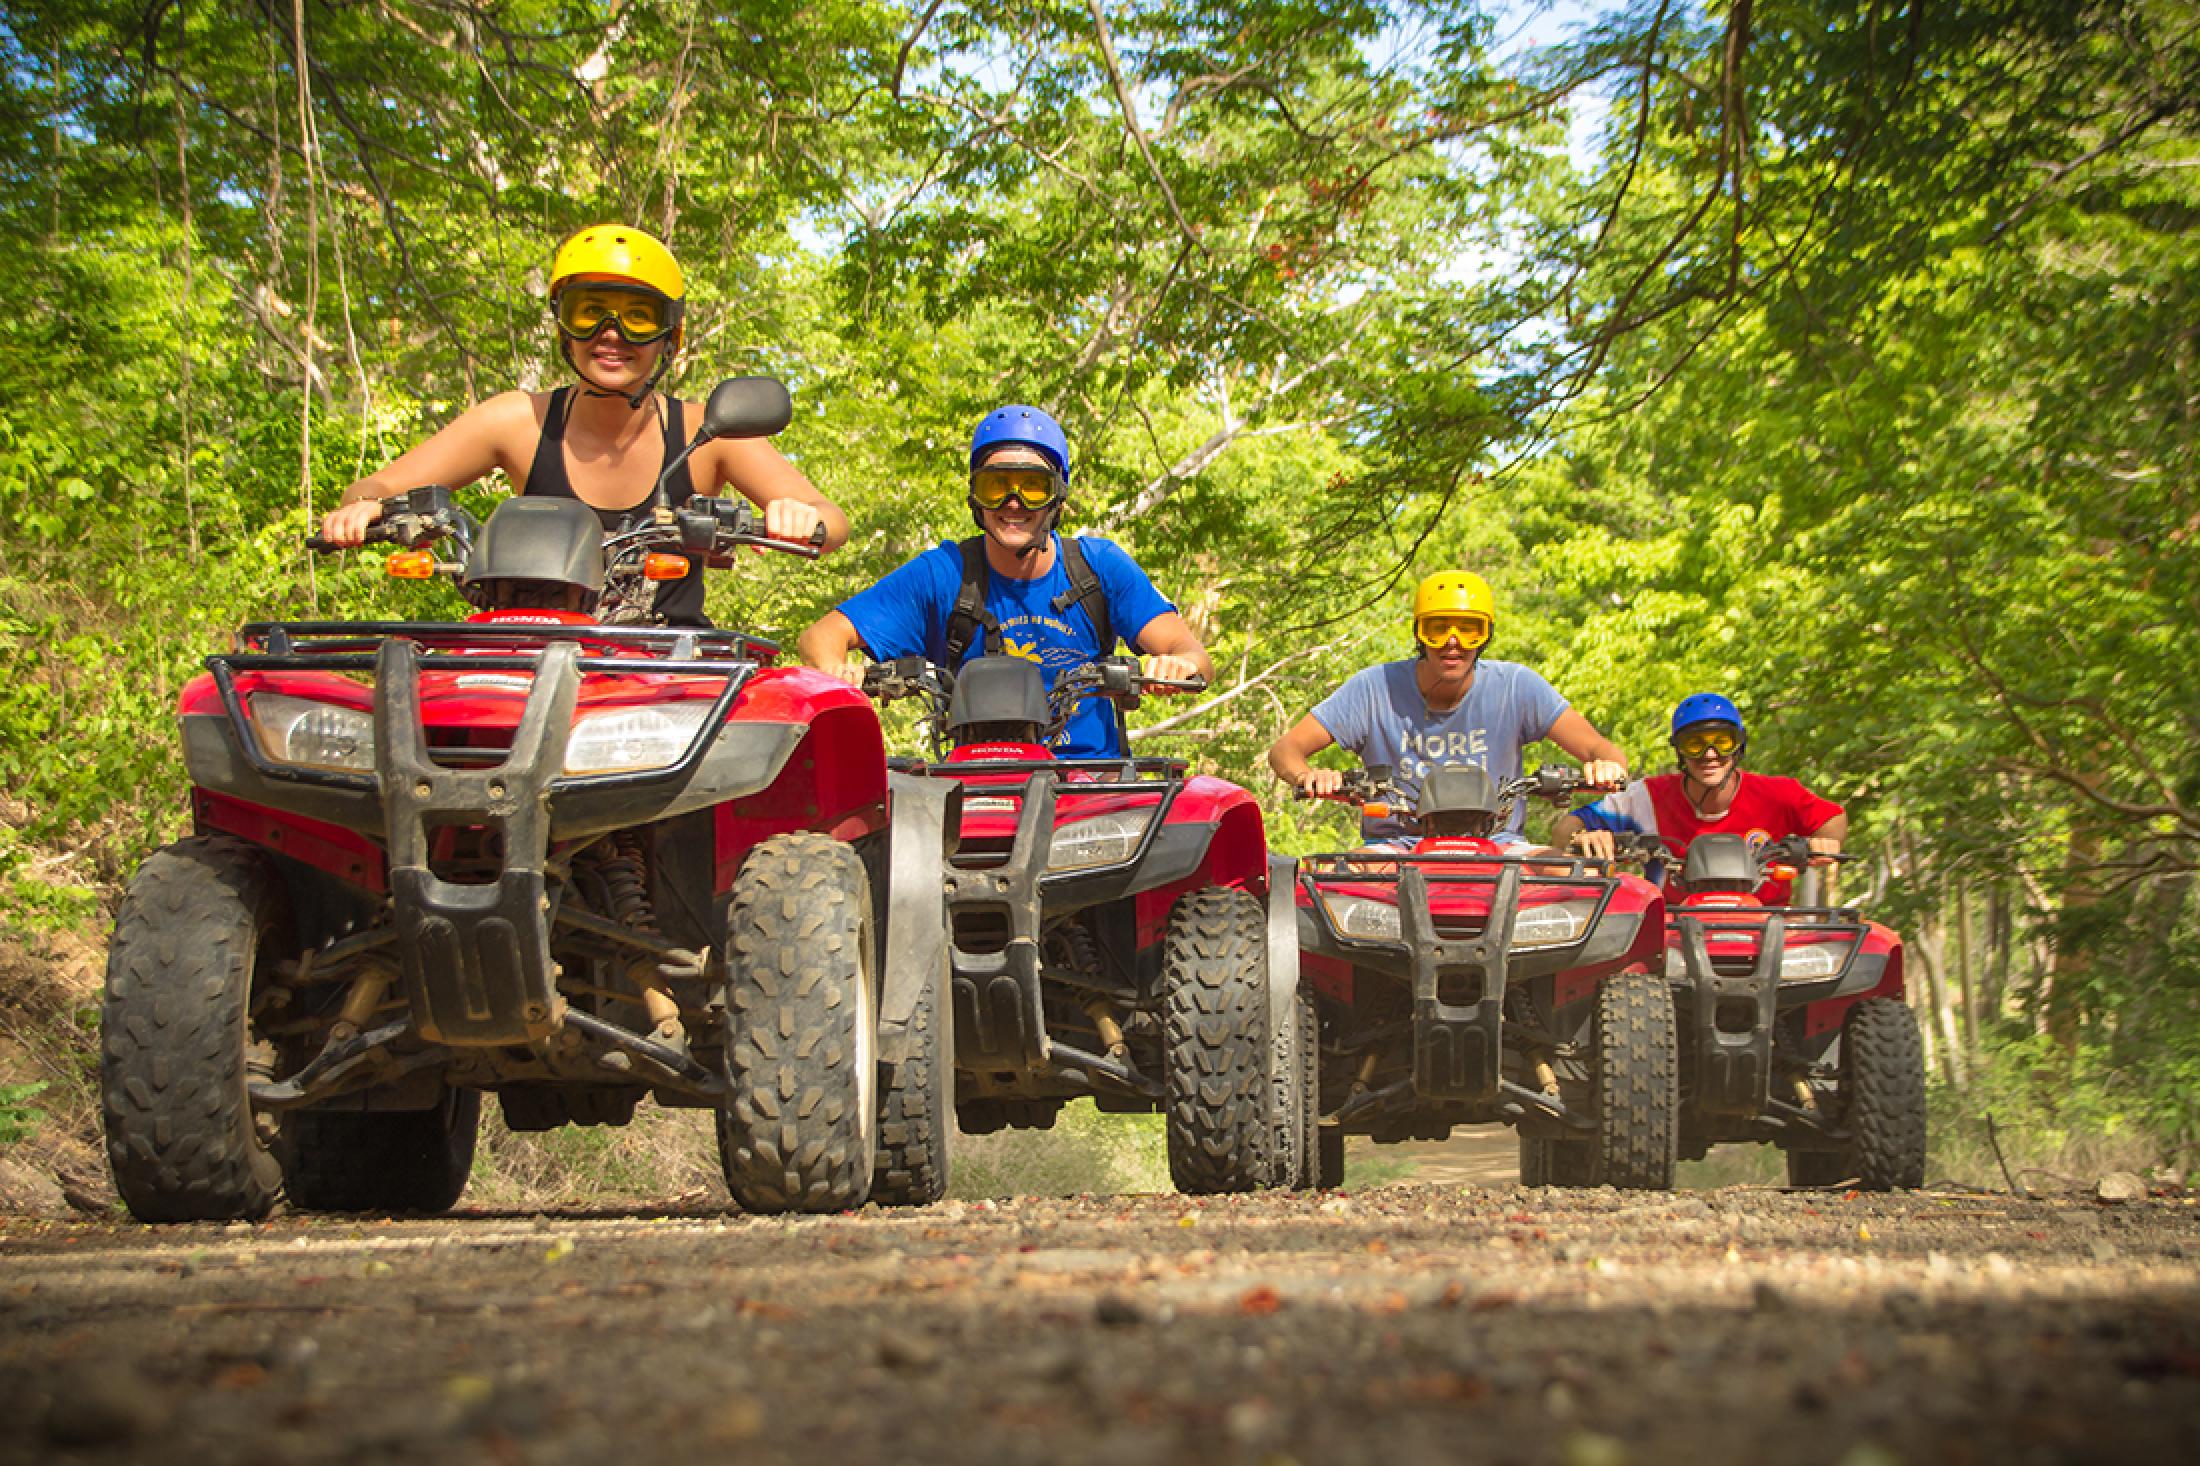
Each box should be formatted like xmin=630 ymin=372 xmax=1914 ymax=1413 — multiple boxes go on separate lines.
xmin=1402 ymin=862 xmax=1514 ymax=1103
xmin=1266 ymin=854 xmax=1302 ymax=1038
xmin=876 ymin=771 xmax=957 ymax=1063
xmin=377 ymin=638 xmax=576 ymax=1047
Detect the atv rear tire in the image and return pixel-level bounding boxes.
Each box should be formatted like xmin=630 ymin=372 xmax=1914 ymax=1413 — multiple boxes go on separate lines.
xmin=1263 ymin=984 xmax=1319 ymax=1189
xmin=1588 ymin=972 xmax=1678 ymax=1189
xmin=1316 ymin=1126 xmax=1346 ymax=1190
xmin=1790 ymin=998 xmax=1926 ymax=1191
xmin=101 ymin=837 xmax=288 ymax=1223
xmin=717 ymin=834 xmax=878 ymax=1213
xmin=1518 ymin=1134 xmax=1598 ymax=1187
xmin=281 ymin=1090 xmax=480 ymax=1213
xmin=1161 ymin=886 xmax=1272 ymax=1195
xmin=1290 ymin=987 xmax=1321 ymax=1190
xmin=871 ymin=951 xmax=951 ymax=1207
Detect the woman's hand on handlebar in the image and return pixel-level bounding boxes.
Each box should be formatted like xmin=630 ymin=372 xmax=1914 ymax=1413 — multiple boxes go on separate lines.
xmin=761 ymin=497 xmax=826 ymax=550
xmin=1806 ymin=834 xmax=1846 ymax=867
xmin=319 ymin=497 xmax=386 ymax=548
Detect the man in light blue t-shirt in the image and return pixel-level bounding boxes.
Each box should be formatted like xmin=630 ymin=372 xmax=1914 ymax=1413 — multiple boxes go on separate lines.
xmin=1267 ymin=571 xmax=1628 ymax=846
xmin=797 ymin=405 xmax=1213 ymax=758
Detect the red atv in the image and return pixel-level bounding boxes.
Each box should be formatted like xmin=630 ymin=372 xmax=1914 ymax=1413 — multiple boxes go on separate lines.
xmin=1295 ymin=763 xmax=1674 ymax=1189
xmin=101 ymin=378 xmax=956 ymax=1221
xmin=863 ymin=654 xmax=1314 ymax=1193
xmin=1656 ymin=832 xmax=1925 ymax=1189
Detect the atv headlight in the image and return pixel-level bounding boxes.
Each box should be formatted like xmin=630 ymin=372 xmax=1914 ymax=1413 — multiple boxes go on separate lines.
xmin=563 ymin=703 xmax=715 ymax=775
xmin=1513 ymin=898 xmax=1597 ymax=950
xmin=249 ymin=693 xmax=375 ymax=774
xmin=1047 ymin=810 xmax=1150 ymax=871
xmin=1779 ymin=941 xmax=1847 ymax=982
xmin=1321 ymin=892 xmax=1402 ymax=942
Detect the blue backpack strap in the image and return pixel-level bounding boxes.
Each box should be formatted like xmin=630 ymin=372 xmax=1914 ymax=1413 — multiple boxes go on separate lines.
xmin=1049 ymin=536 xmax=1113 ymax=654
xmin=944 ymin=537 xmax=1004 ymax=665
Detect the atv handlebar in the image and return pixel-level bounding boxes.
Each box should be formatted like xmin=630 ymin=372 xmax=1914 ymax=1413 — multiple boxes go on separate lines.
xmin=1043 ymin=657 xmax=1205 ymax=738
xmin=1292 ymin=765 xmax=1399 ymax=814
xmin=860 ymin=656 xmax=950 ymax=705
xmin=305 ymin=486 xmax=474 ymax=558
xmin=1757 ymin=834 xmax=1856 ymax=874
xmin=667 ymin=496 xmax=830 ymax=562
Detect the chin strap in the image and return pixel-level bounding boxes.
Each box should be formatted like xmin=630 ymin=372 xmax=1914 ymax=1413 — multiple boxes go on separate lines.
xmin=563 ymin=335 xmax=675 ymax=410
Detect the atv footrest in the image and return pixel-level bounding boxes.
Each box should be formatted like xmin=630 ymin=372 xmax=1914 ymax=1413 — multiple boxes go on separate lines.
xmin=1402 ymin=864 xmax=1517 ymax=1104
xmin=1675 ymin=912 xmax=1784 ymax=1117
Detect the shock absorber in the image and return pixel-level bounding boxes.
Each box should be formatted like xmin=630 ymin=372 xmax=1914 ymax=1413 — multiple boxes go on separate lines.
xmin=594 ymin=834 xmax=684 ymax=1047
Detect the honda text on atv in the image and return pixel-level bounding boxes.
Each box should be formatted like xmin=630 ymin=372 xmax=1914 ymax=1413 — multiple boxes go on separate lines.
xmin=1295 ymin=763 xmax=1676 ymax=1190
xmin=101 ymin=378 xmax=955 ymax=1221
xmin=1656 ymin=833 xmax=1924 ymax=1190
xmin=863 ymin=654 xmax=1314 ymax=1193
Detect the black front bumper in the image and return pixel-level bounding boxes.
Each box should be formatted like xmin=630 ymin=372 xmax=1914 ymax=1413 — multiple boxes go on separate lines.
xmin=192 ymin=627 xmax=805 ymax=1047
xmin=1298 ymin=854 xmax=1642 ymax=1107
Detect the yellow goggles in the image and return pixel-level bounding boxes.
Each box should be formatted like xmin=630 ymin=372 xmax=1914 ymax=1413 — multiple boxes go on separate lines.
xmin=969 ymin=464 xmax=1064 ymax=512
xmin=1674 ymin=727 xmax=1741 ymax=759
xmin=1415 ymin=613 xmax=1491 ymax=650
xmin=554 ymin=285 xmax=676 ymax=344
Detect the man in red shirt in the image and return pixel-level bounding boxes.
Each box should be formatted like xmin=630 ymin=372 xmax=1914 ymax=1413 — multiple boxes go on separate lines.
xmin=1555 ymin=693 xmax=1847 ymax=904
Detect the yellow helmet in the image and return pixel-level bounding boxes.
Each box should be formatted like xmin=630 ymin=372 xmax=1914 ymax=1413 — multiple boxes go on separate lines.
xmin=550 ymin=224 xmax=686 ymax=301
xmin=1412 ymin=571 xmax=1496 ymax=652
xmin=548 ymin=225 xmax=686 ymax=405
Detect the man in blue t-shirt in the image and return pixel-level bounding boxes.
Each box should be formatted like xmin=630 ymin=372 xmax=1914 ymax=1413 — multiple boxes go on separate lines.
xmin=1267 ymin=571 xmax=1629 ymax=847
xmin=797 ymin=405 xmax=1214 ymax=758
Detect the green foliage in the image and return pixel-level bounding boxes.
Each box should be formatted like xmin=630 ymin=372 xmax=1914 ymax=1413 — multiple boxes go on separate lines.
xmin=950 ymin=1104 xmax=1173 ymax=1199
xmin=0 ymin=1081 xmax=52 ymax=1149
xmin=3 ymin=1 xmax=2198 ymax=1160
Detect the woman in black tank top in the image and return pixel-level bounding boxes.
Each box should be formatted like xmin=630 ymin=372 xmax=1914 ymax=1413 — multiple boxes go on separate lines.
xmin=317 ymin=225 xmax=849 ymax=603
xmin=522 ymin=385 xmax=708 ymax=626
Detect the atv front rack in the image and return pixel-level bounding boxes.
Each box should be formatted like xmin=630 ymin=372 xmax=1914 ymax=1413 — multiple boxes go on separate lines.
xmin=203 ymin=623 xmax=783 ymax=1047
xmin=919 ymin=755 xmax=1191 ymax=1092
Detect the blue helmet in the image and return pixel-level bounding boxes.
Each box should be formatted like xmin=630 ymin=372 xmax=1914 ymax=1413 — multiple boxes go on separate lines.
xmin=1671 ymin=692 xmax=1747 ymax=767
xmin=1671 ymin=692 xmax=1744 ymax=738
xmin=969 ymin=405 xmax=1071 ymax=484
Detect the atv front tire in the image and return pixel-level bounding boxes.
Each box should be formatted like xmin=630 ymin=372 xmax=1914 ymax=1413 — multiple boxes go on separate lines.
xmin=1587 ymin=972 xmax=1678 ymax=1189
xmin=717 ymin=834 xmax=878 ymax=1213
xmin=1787 ymin=998 xmax=1926 ymax=1191
xmin=281 ymin=1090 xmax=480 ymax=1213
xmin=101 ymin=837 xmax=289 ymax=1223
xmin=1160 ymin=886 xmax=1272 ymax=1194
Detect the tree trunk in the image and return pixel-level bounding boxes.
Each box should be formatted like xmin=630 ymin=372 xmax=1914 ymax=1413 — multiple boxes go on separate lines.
xmin=1957 ymin=880 xmax=1979 ymax=1056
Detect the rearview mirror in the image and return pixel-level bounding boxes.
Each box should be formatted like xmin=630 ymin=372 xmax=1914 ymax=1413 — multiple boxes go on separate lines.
xmin=699 ymin=376 xmax=794 ymax=442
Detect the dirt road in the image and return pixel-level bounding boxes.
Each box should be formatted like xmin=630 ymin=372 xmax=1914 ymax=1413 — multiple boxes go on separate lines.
xmin=4 ymin=1182 xmax=2197 ymax=1465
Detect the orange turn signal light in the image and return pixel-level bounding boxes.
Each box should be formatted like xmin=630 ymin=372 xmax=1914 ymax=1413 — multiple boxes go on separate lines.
xmin=386 ymin=550 xmax=436 ymax=579
xmin=1362 ymin=803 xmax=1391 ymax=819
xmin=643 ymin=553 xmax=691 ymax=582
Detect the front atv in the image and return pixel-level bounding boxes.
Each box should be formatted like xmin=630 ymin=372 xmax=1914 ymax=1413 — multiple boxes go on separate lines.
xmin=1660 ymin=834 xmax=1924 ymax=1190
xmin=866 ymin=655 xmax=1307 ymax=1195
xmin=102 ymin=379 xmax=953 ymax=1222
xmin=1295 ymin=765 xmax=1676 ymax=1190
